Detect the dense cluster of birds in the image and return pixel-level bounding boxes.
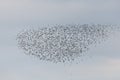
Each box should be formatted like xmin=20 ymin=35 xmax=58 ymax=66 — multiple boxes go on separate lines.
xmin=16 ymin=24 xmax=117 ymax=63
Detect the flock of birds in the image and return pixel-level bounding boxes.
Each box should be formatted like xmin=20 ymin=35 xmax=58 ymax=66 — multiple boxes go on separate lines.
xmin=17 ymin=24 xmax=118 ymax=63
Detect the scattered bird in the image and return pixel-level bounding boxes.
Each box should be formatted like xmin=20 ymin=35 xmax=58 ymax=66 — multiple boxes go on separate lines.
xmin=16 ymin=24 xmax=119 ymax=63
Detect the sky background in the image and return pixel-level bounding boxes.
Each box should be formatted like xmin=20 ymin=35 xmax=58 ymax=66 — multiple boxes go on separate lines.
xmin=0 ymin=0 xmax=120 ymax=80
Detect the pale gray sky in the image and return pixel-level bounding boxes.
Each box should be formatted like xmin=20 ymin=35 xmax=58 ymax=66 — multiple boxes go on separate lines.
xmin=0 ymin=0 xmax=120 ymax=80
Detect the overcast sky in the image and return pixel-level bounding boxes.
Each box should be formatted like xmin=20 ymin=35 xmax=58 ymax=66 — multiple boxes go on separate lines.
xmin=0 ymin=0 xmax=120 ymax=80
